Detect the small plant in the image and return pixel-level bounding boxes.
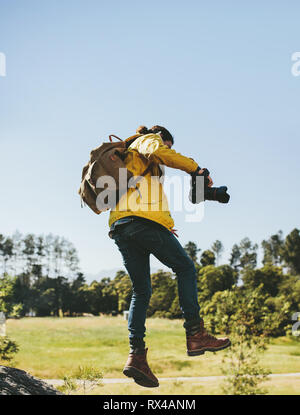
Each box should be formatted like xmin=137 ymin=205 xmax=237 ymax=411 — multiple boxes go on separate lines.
xmin=57 ymin=375 xmax=77 ymax=395
xmin=221 ymin=323 xmax=271 ymax=395
xmin=0 ymin=336 xmax=19 ymax=364
xmin=58 ymin=365 xmax=103 ymax=395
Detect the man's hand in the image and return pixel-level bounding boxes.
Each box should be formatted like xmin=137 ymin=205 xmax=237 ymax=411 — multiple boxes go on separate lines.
xmin=197 ymin=168 xmax=214 ymax=187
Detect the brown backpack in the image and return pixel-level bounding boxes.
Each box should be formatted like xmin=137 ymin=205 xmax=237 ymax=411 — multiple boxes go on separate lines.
xmin=78 ymin=134 xmax=152 ymax=214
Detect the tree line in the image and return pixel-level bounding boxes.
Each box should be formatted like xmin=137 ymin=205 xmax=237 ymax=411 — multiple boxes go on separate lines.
xmin=0 ymin=229 xmax=300 ymax=337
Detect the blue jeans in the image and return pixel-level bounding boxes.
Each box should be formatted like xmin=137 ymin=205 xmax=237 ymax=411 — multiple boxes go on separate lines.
xmin=110 ymin=217 xmax=201 ymax=345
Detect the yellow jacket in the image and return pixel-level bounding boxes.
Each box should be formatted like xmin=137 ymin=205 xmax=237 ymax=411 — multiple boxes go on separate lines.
xmin=108 ymin=133 xmax=199 ymax=231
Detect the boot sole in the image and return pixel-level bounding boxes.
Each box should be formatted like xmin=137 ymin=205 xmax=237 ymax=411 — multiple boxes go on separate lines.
xmin=123 ymin=366 xmax=159 ymax=388
xmin=187 ymin=340 xmax=231 ymax=356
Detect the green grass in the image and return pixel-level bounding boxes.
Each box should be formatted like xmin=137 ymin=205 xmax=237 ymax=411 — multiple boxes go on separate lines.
xmin=70 ymin=375 xmax=300 ymax=395
xmin=4 ymin=316 xmax=300 ymax=394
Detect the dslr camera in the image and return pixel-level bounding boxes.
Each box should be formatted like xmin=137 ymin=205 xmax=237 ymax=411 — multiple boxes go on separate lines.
xmin=189 ymin=167 xmax=230 ymax=204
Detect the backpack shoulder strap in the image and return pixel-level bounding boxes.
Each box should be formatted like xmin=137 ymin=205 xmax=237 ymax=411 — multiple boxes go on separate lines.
xmin=124 ymin=134 xmax=142 ymax=148
xmin=130 ymin=162 xmax=154 ymax=189
xmin=140 ymin=162 xmax=154 ymax=178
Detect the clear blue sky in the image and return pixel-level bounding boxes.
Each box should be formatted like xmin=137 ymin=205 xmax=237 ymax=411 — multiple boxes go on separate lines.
xmin=0 ymin=0 xmax=300 ymax=276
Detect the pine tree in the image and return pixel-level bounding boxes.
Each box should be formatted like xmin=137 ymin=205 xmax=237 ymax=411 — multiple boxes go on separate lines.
xmin=184 ymin=241 xmax=201 ymax=265
xmin=212 ymin=240 xmax=224 ymax=265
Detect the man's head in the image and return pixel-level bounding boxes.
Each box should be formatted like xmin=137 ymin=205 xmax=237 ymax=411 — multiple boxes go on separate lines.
xmin=136 ymin=125 xmax=174 ymax=148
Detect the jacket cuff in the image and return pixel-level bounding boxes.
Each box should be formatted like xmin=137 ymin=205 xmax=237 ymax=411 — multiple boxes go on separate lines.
xmin=191 ymin=166 xmax=202 ymax=175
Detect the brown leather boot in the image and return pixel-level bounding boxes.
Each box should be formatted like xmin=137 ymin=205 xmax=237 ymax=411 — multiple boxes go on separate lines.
xmin=123 ymin=348 xmax=159 ymax=388
xmin=186 ymin=319 xmax=231 ymax=356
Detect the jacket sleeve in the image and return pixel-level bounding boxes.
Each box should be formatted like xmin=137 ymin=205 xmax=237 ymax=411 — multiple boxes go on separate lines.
xmin=131 ymin=134 xmax=199 ymax=174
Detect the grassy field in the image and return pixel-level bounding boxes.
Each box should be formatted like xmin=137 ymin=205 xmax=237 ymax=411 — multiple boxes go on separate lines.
xmin=74 ymin=375 xmax=300 ymax=395
xmin=4 ymin=316 xmax=300 ymax=395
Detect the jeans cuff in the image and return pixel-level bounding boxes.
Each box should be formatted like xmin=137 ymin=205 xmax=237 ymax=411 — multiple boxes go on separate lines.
xmin=129 ymin=337 xmax=145 ymax=349
xmin=183 ymin=316 xmax=202 ymax=330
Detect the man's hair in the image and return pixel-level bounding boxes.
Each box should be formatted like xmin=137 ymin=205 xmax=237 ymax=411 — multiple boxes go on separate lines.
xmin=136 ymin=125 xmax=174 ymax=144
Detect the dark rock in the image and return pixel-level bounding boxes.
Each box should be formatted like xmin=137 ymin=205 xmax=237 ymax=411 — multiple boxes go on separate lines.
xmin=0 ymin=366 xmax=63 ymax=395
